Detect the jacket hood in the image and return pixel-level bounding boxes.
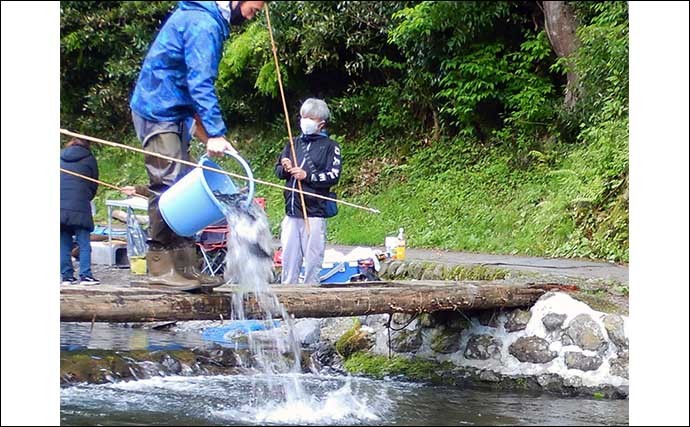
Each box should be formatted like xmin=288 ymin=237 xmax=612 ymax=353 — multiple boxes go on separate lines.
xmin=179 ymin=1 xmax=230 ymax=39
xmin=61 ymin=145 xmax=92 ymax=163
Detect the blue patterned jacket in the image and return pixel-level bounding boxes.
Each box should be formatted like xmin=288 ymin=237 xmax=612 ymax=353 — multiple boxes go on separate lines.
xmin=130 ymin=2 xmax=230 ymax=137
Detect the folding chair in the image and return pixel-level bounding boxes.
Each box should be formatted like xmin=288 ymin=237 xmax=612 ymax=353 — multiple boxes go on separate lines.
xmin=196 ymin=224 xmax=229 ymax=277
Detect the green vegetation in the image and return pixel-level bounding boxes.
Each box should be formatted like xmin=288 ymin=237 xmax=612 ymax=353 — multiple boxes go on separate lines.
xmin=343 ymin=351 xmax=454 ymax=384
xmin=446 ymin=265 xmax=508 ymax=281
xmin=60 ymin=350 xmax=131 ymax=384
xmin=573 ymin=293 xmax=628 ymax=316
xmin=380 ymin=262 xmax=507 ymax=281
xmin=515 ymin=377 xmax=528 ymax=389
xmin=59 ymin=348 xmax=241 ymax=384
xmin=335 ymin=319 xmax=371 ymax=358
xmin=61 ymin=1 xmax=628 ymax=262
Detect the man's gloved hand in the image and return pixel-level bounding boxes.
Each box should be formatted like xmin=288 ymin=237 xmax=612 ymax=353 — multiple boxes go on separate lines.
xmin=207 ymin=136 xmax=237 ymax=157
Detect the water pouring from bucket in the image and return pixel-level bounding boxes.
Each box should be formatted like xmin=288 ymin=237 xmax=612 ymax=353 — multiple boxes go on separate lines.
xmin=158 ymin=147 xmax=327 ymax=407
xmin=159 ymin=151 xmax=255 ymax=237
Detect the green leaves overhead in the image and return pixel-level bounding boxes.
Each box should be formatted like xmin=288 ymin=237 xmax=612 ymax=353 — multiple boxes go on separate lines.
xmin=60 ymin=1 xmax=176 ymax=138
xmin=61 ymin=1 xmax=628 ymax=146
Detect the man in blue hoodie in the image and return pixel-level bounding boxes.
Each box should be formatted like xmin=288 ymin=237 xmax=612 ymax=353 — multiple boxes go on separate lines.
xmin=130 ymin=1 xmax=264 ymax=290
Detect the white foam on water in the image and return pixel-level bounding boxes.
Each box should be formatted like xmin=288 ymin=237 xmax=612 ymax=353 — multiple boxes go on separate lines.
xmin=211 ymin=378 xmax=387 ymax=425
xmin=106 ymin=374 xmax=207 ymax=391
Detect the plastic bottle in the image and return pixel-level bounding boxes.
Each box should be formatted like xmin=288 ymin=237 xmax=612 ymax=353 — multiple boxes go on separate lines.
xmin=395 ymin=228 xmax=406 ymax=260
xmin=385 ymin=235 xmax=398 ymax=259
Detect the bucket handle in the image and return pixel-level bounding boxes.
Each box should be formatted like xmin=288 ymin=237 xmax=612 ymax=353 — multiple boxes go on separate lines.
xmin=200 ymin=150 xmax=255 ymax=209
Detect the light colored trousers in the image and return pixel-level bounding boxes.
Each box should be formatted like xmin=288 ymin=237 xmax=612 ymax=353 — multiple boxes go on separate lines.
xmin=280 ymin=216 xmax=327 ymax=285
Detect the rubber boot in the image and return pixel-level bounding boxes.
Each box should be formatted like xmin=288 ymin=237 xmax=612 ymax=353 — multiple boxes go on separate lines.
xmin=175 ymin=246 xmax=225 ymax=288
xmin=142 ymin=249 xmax=202 ymax=291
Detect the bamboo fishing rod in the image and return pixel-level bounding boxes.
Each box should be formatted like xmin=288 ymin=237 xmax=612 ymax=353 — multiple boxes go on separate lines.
xmin=60 ymin=167 xmax=148 ymax=200
xmin=263 ymin=2 xmax=311 ymax=233
xmin=59 ymin=129 xmax=381 ymax=214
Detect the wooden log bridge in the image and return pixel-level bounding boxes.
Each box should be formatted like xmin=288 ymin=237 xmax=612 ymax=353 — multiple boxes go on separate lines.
xmin=60 ymin=280 xmax=574 ymax=323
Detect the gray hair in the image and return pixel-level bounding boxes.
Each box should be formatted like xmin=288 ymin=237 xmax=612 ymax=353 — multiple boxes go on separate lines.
xmin=300 ymin=98 xmax=330 ymax=122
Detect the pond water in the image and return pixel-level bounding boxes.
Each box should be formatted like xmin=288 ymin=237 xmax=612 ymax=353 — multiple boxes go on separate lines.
xmin=60 ymin=323 xmax=628 ymax=426
xmin=61 ymin=372 xmax=628 ymax=426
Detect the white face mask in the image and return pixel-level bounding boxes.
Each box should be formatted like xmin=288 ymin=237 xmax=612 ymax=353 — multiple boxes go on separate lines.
xmin=300 ymin=118 xmax=323 ymax=135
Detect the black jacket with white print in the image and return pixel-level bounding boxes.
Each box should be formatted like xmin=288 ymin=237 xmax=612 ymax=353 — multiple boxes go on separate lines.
xmin=275 ymin=132 xmax=341 ymax=218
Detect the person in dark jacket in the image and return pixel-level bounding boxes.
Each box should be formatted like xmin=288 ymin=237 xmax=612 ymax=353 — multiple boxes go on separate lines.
xmin=129 ymin=1 xmax=264 ymax=290
xmin=60 ymin=138 xmax=100 ymax=285
xmin=275 ymin=98 xmax=341 ymax=285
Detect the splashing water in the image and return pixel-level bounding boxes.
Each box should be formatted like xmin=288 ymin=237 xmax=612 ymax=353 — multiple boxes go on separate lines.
xmin=61 ymin=373 xmax=629 ymax=426
xmin=214 ymin=192 xmax=274 ymax=293
xmin=215 ymin=376 xmax=387 ymax=425
xmin=214 ymin=192 xmax=318 ymax=413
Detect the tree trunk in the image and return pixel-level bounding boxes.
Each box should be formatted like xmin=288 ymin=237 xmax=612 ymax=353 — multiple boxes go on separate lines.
xmin=59 ymin=280 xmax=575 ymax=322
xmin=542 ymin=1 xmax=580 ymax=108
xmin=431 ymin=108 xmax=441 ymax=142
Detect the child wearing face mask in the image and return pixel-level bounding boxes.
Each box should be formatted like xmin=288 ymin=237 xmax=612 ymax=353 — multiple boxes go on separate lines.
xmin=275 ymin=98 xmax=342 ymax=285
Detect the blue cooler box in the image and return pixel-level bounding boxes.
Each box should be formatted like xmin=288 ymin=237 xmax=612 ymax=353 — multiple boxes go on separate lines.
xmin=298 ymin=260 xmax=369 ymax=283
xmin=319 ymin=261 xmax=361 ymax=283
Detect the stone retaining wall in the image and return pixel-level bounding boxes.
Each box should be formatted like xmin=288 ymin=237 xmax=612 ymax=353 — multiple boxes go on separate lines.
xmin=316 ymin=291 xmax=629 ymax=398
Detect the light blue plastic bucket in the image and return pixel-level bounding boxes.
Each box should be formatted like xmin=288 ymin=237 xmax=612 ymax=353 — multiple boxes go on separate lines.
xmin=159 ymin=151 xmax=255 ymax=237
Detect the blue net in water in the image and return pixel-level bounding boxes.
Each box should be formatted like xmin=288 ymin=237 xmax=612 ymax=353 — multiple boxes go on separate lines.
xmin=201 ymin=320 xmax=280 ymax=344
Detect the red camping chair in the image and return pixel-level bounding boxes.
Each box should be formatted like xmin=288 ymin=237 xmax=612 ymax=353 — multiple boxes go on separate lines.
xmin=196 ymin=225 xmax=229 ymax=277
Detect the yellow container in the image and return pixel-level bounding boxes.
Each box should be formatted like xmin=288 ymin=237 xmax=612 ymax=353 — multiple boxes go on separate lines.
xmin=130 ymin=255 xmax=147 ymax=275
xmin=395 ymin=244 xmax=406 ymax=260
